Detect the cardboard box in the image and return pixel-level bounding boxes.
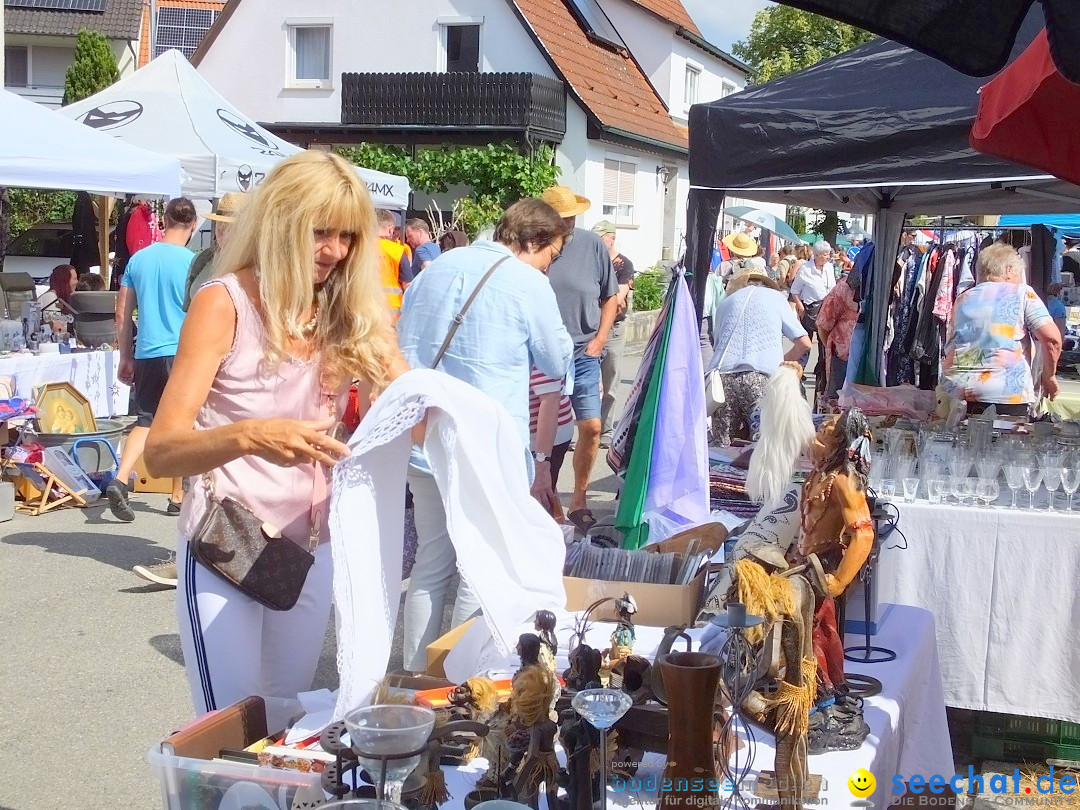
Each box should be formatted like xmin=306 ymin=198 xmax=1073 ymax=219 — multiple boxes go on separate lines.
xmin=562 ymin=569 xmax=708 ymax=627
xmin=426 ymin=617 xmax=478 ymax=679
xmin=133 ymin=454 xmax=173 ymax=494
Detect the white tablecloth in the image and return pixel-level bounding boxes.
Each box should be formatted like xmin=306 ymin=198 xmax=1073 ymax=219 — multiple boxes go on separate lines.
xmin=879 ymin=501 xmax=1080 ymax=723
xmin=442 ymin=604 xmax=953 ymax=810
xmin=0 ymin=350 xmax=129 ymax=418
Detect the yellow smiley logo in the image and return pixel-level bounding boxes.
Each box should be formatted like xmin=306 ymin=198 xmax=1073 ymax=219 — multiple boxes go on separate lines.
xmin=848 ymin=769 xmax=876 ymax=798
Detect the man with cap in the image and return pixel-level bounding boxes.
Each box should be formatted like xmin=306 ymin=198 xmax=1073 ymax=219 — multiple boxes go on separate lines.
xmin=591 ymin=220 xmax=634 ymax=447
xmin=540 ymin=186 xmax=618 ymax=533
xmin=183 ymin=192 xmax=249 ymax=311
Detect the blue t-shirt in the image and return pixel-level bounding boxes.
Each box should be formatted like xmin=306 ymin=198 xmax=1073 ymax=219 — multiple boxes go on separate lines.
xmin=1048 ymin=296 xmax=1067 ymax=321
xmin=121 ymin=242 xmax=193 ymax=359
xmin=412 ymin=241 xmax=442 ymax=276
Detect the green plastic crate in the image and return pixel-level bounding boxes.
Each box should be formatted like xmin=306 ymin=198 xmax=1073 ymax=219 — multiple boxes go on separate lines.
xmin=972 ymin=735 xmax=1080 ymax=763
xmin=974 ymin=712 xmax=1080 ymax=746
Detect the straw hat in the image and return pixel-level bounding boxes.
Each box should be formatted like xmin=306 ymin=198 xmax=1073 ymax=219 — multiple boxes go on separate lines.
xmin=726 ymin=270 xmax=781 ymax=294
xmin=722 ymin=231 xmax=759 ymax=257
xmin=204 ymin=192 xmax=250 ymax=223
xmin=540 ymin=185 xmax=591 ymax=218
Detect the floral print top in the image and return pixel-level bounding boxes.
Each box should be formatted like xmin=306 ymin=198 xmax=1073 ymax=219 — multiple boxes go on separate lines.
xmin=942 ymin=282 xmax=1051 ymax=405
xmin=817 ymin=280 xmax=859 ymax=362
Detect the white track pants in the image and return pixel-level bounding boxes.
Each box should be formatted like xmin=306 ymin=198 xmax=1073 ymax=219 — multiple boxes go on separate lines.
xmin=176 ymin=537 xmax=333 ymax=715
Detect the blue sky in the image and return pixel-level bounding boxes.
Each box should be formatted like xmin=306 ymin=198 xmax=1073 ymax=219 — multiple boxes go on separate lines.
xmin=683 ymin=0 xmax=775 ymax=52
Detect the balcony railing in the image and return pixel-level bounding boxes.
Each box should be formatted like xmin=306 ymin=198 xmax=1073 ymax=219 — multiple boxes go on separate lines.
xmin=341 ymin=72 xmax=566 ymax=142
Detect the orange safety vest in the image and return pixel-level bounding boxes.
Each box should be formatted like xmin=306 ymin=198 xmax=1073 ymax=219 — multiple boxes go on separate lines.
xmin=379 ymin=238 xmax=410 ymax=314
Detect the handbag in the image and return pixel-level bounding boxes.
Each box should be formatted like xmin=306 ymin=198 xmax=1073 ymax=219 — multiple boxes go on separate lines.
xmin=431 ymin=256 xmax=510 ymax=368
xmin=705 ymin=287 xmax=754 ymax=416
xmin=190 ymin=443 xmax=327 ymax=612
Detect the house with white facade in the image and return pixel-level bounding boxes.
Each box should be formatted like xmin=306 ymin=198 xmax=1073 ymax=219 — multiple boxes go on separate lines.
xmin=191 ymin=0 xmax=752 ymax=267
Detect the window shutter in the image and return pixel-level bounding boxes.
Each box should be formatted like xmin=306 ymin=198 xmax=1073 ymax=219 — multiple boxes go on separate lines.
xmin=603 ymin=160 xmax=619 ymax=205
xmin=618 ymin=162 xmax=635 ymax=206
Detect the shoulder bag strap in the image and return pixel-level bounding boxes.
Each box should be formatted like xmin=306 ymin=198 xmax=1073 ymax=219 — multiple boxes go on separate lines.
xmin=715 ymin=287 xmax=754 ymax=372
xmin=431 ymin=255 xmax=511 ymax=369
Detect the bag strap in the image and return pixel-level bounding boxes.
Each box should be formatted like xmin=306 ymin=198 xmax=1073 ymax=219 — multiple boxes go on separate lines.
xmin=714 ymin=287 xmax=754 ymax=373
xmin=431 ymin=256 xmax=510 ymax=369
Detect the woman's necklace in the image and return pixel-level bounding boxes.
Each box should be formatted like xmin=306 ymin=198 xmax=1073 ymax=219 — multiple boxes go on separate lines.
xmin=300 ymin=303 xmax=319 ymax=338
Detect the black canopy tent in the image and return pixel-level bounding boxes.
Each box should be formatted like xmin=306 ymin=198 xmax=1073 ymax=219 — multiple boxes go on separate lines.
xmin=685 ymin=8 xmax=1080 ymax=383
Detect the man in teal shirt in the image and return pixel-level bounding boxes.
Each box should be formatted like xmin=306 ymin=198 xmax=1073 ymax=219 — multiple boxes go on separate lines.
xmin=108 ymin=198 xmax=197 ymax=573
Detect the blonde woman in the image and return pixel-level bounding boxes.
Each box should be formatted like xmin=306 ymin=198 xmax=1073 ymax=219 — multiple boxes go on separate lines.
xmin=145 ymin=151 xmax=408 ymax=714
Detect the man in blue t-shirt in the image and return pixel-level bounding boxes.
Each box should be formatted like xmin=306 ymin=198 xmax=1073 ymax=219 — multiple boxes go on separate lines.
xmin=404 ymin=218 xmax=441 ymax=280
xmin=107 ymin=197 xmax=197 ymax=546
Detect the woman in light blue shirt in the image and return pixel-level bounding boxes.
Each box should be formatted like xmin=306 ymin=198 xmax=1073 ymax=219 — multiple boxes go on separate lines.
xmin=397 ymin=198 xmax=573 ymax=673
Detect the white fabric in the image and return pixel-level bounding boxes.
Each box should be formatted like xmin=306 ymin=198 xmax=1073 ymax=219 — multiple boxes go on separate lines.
xmin=176 ymin=538 xmax=334 ymax=716
xmin=878 ymin=501 xmax=1080 ymax=722
xmin=330 ymin=369 xmax=567 ymax=720
xmin=0 ymin=87 xmax=183 ymax=196
xmin=439 ymin=604 xmax=953 ymax=810
xmin=0 ymin=349 xmax=129 ymax=417
xmin=57 ymin=50 xmax=410 ymax=206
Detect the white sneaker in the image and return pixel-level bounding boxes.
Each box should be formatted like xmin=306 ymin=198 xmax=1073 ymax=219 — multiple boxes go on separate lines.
xmin=133 ymin=555 xmax=178 ymax=588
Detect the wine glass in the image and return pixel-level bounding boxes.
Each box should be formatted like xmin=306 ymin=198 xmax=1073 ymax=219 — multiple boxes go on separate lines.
xmin=949 ymin=448 xmax=972 ymax=479
xmin=344 ymin=705 xmax=436 ymax=803
xmin=1022 ymin=466 xmax=1043 ymax=511
xmin=1003 ymin=465 xmax=1024 ymax=509
xmin=572 ymin=688 xmax=633 ymax=802
xmin=1061 ymin=467 xmax=1080 ymax=512
xmin=1043 ymin=466 xmax=1063 ymax=512
xmin=976 ymin=479 xmax=999 ymax=508
xmin=963 ymin=477 xmax=978 ymax=506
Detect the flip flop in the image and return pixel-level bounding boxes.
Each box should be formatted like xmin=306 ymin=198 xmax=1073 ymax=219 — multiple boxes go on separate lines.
xmin=567 ymin=508 xmax=597 ymax=534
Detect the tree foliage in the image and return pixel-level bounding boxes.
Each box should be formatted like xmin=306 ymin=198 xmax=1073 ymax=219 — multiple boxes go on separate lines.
xmin=732 ymin=7 xmax=872 ymax=85
xmin=339 ymin=142 xmax=560 ymax=238
xmin=63 ymin=29 xmax=120 ymax=106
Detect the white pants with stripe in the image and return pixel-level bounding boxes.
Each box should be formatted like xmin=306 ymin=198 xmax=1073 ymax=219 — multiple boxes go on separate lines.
xmin=176 ymin=537 xmax=333 ymax=716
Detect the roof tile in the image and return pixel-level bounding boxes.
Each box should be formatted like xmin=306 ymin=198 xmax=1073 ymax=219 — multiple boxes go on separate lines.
xmin=514 ymin=0 xmax=688 ymax=150
xmin=621 ymin=0 xmax=700 ymax=36
xmin=4 ymin=0 xmax=144 ymax=40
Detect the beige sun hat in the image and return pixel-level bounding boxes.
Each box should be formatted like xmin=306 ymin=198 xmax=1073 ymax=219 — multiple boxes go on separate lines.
xmin=204 ymin=192 xmax=250 ymax=223
xmin=722 ymin=231 xmax=760 ymax=258
xmin=540 ymin=185 xmax=591 ymax=218
xmin=727 ymin=270 xmax=781 ymax=294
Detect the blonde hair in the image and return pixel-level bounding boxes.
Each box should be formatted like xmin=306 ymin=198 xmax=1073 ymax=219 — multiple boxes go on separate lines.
xmin=213 ymin=151 xmax=393 ymax=388
xmin=978 ymin=242 xmax=1021 ymax=283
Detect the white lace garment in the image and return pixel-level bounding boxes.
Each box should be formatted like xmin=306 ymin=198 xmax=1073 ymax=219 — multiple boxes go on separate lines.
xmin=330 ymin=369 xmax=568 ymax=719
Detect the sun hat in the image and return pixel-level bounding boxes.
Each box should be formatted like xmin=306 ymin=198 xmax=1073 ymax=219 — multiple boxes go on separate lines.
xmin=591 ymin=220 xmax=616 ymax=236
xmin=722 ymin=231 xmax=759 ymax=258
xmin=540 ymin=185 xmax=591 ymax=218
xmin=204 ymin=192 xmax=250 ymax=223
xmin=726 ymin=269 xmax=781 ymax=294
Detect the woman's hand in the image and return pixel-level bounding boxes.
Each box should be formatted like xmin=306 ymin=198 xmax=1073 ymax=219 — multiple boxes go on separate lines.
xmin=530 ymin=462 xmax=561 ymax=517
xmin=244 ymin=417 xmax=351 ymax=468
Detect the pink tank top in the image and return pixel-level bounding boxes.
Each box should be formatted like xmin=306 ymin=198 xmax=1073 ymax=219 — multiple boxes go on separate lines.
xmin=178 ymin=273 xmax=344 ymax=547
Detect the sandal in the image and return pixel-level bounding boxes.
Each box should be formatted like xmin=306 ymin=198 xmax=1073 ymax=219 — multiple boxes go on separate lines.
xmin=567 ymin=508 xmax=597 ymax=534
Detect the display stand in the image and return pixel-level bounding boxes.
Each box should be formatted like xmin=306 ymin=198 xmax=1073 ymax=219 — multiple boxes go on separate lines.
xmin=5 ymin=460 xmax=87 ymax=515
xmin=844 ymin=501 xmax=897 ymax=666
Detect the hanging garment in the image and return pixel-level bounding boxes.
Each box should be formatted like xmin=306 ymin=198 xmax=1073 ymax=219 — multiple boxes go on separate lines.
xmin=125 ymin=202 xmax=160 ymax=257
xmin=70 ymin=191 xmax=99 ymax=273
xmin=933 ymin=248 xmax=958 ymax=322
xmin=330 ymin=369 xmax=567 ymax=720
xmin=913 ymin=247 xmax=947 ymax=362
xmin=886 ymin=247 xmax=923 ymax=385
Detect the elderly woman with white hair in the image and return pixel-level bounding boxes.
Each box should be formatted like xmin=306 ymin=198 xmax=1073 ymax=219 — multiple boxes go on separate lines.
xmin=789 ymin=241 xmax=836 ymax=325
xmin=942 ymin=242 xmax=1061 ymax=416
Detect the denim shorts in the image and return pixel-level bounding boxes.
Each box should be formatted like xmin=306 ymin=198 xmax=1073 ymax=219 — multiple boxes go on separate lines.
xmin=570 ymin=351 xmax=602 ymax=421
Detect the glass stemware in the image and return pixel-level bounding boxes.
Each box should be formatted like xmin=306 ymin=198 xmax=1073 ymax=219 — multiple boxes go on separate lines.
xmin=1003 ymin=465 xmax=1024 ymax=509
xmin=963 ymin=477 xmax=978 ymax=506
xmin=344 ymin=705 xmax=436 ymax=803
xmin=927 ymin=478 xmax=945 ymax=504
xmin=976 ymin=479 xmax=1000 ymax=508
xmin=1022 ymin=467 xmax=1043 ymax=511
xmin=1043 ymin=467 xmax=1063 ymax=512
xmin=949 ymin=475 xmax=966 ymax=506
xmin=1061 ymin=468 xmax=1080 ymax=512
xmin=572 ymin=688 xmax=633 ymax=805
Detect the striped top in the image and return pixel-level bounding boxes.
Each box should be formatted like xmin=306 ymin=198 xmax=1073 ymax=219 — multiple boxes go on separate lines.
xmin=529 ymin=369 xmax=574 ymax=447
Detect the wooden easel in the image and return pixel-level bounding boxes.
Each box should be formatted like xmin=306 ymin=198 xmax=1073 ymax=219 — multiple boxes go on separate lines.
xmin=5 ymin=461 xmax=87 ymax=516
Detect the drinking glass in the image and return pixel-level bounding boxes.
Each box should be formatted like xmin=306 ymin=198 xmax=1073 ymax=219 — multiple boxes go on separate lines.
xmin=1061 ymin=468 xmax=1080 ymax=512
xmin=976 ymin=452 xmax=1002 ymax=483
xmin=963 ymin=477 xmax=978 ymax=506
xmin=1022 ymin=467 xmax=1043 ymax=511
xmin=949 ymin=448 xmax=973 ymax=479
xmin=949 ymin=475 xmax=966 ymax=506
xmin=1043 ymin=467 xmax=1063 ymax=512
xmin=880 ymin=479 xmax=896 ymax=502
xmin=572 ymin=689 xmax=633 ymax=802
xmin=344 ymin=705 xmax=436 ymax=803
xmin=902 ymin=477 xmax=920 ymax=503
xmin=1003 ymin=465 xmax=1024 ymax=509
xmin=927 ymin=478 xmax=945 ymax=504
xmin=976 ymin=479 xmax=999 ymax=508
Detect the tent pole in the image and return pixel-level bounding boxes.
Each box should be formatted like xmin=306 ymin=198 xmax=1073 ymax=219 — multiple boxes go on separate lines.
xmin=97 ymin=195 xmax=113 ymax=288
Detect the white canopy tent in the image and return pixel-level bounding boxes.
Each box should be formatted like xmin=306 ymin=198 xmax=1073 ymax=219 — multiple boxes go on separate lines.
xmin=58 ymin=50 xmax=411 ymax=208
xmin=0 ymin=87 xmax=184 ymax=197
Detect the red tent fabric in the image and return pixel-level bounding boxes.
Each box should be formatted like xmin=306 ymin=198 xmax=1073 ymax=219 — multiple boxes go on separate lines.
xmin=970 ymin=28 xmax=1080 ymax=186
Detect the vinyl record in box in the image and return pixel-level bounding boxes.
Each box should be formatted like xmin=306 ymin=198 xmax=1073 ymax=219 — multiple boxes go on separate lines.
xmin=34 ymin=382 xmax=96 ymax=434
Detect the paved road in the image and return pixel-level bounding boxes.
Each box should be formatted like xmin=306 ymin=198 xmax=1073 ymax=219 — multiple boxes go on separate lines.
xmin=0 ymin=343 xmax=644 ymax=809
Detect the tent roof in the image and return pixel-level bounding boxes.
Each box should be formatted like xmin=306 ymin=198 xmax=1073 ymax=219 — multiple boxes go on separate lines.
xmin=57 ymin=50 xmax=410 ymax=207
xmin=687 ymin=9 xmax=1080 ymax=215
xmin=0 ymin=88 xmax=183 ymax=197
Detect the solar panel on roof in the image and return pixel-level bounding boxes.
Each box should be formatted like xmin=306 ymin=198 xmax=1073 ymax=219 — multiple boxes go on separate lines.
xmin=152 ymin=7 xmax=218 ymax=59
xmin=563 ymin=0 xmax=627 ymax=52
xmin=4 ymin=0 xmax=107 ymax=11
